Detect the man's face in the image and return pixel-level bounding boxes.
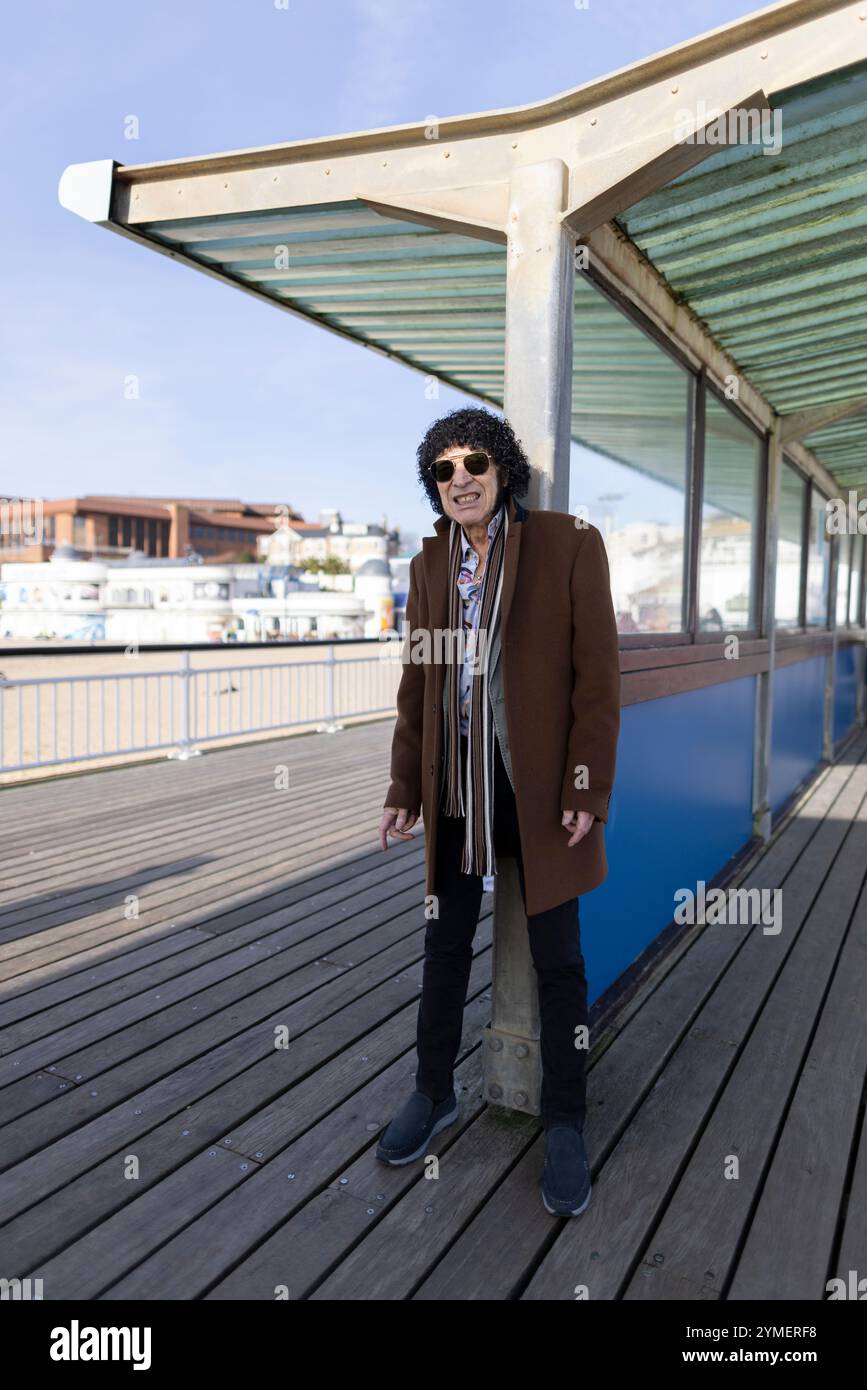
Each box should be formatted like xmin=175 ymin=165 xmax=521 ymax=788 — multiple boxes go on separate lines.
xmin=432 ymin=444 xmax=502 ymax=528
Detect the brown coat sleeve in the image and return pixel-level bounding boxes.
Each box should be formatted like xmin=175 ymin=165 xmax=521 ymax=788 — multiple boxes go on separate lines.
xmin=560 ymin=524 xmax=621 ymax=822
xmin=383 ymin=552 xmax=425 ymax=817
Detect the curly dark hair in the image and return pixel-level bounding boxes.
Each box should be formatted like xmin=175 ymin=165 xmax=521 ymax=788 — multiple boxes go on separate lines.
xmin=415 ymin=407 xmax=531 ymax=516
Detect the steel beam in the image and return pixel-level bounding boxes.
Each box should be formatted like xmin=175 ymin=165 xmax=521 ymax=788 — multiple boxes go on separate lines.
xmin=780 ymin=395 xmax=867 ymax=445
xmin=753 ymin=417 xmax=783 ymax=839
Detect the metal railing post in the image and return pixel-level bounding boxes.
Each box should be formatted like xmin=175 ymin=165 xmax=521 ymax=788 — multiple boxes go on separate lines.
xmin=168 ymin=650 xmax=201 ymax=761
xmin=0 ymin=641 xmax=393 ymax=778
xmin=316 ymin=644 xmax=344 ymax=734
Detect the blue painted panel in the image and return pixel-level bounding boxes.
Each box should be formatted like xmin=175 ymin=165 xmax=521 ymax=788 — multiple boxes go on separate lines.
xmin=579 ymin=676 xmax=756 ymax=1003
xmin=834 ymin=644 xmax=857 ymax=746
xmin=768 ymin=656 xmax=825 ymax=814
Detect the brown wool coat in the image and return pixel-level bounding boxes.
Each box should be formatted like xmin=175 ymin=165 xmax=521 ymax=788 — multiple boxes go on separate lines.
xmin=383 ymin=492 xmax=621 ymax=917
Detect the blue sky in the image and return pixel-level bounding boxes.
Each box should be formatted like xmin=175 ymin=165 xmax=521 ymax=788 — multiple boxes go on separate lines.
xmin=1 ymin=0 xmax=760 ymax=550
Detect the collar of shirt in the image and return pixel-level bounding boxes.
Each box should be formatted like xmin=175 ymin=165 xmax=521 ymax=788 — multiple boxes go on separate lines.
xmin=459 ymin=502 xmax=504 ymax=562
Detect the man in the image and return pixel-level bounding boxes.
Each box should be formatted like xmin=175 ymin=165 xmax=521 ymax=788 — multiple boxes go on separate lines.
xmin=377 ymin=406 xmax=620 ymax=1217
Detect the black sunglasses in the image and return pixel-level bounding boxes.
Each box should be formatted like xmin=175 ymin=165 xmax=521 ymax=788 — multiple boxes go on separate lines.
xmin=429 ymin=450 xmax=493 ymax=484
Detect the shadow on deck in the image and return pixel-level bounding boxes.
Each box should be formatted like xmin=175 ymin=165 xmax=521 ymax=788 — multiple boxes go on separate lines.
xmin=0 ymin=721 xmax=865 ymax=1300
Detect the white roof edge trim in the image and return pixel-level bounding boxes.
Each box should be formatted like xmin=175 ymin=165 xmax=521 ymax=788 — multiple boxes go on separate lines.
xmin=58 ymin=160 xmax=117 ymax=223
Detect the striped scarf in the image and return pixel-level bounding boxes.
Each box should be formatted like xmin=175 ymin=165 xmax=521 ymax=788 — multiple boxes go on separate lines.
xmin=442 ymin=501 xmax=509 ymax=876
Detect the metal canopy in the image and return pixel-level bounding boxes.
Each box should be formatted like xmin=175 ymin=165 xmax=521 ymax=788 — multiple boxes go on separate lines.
xmin=619 ymin=57 xmax=867 ymax=490
xmin=139 ymin=202 xmax=509 ymax=401
xmin=59 ymin=0 xmax=867 ymax=499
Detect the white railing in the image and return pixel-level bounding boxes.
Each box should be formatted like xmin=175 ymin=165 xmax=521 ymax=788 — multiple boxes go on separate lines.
xmin=0 ymin=644 xmax=402 ymax=775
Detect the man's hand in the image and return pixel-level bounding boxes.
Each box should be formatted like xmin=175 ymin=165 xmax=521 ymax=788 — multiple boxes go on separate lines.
xmin=561 ymin=809 xmax=594 ymax=848
xmin=380 ymin=806 xmax=419 ymax=849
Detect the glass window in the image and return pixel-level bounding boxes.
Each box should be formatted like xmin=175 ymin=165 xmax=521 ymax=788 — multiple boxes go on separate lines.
xmin=805 ymin=487 xmax=831 ymax=626
xmin=571 ymin=274 xmax=691 ymax=633
xmin=850 ymin=537 xmax=864 ymax=626
xmin=775 ymin=460 xmax=806 ymax=627
xmin=698 ymin=392 xmax=763 ymax=632
xmin=835 ymin=534 xmax=852 ymax=627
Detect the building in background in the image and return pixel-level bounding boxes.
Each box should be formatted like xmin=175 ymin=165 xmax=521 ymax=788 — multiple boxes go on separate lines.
xmin=0 ymin=496 xmax=302 ymax=564
xmin=0 ymin=544 xmax=399 ymax=643
xmin=260 ymin=508 xmax=400 ymax=571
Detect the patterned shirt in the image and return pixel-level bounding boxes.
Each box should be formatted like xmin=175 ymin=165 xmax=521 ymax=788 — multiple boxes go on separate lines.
xmin=457 ymin=504 xmax=504 ymax=736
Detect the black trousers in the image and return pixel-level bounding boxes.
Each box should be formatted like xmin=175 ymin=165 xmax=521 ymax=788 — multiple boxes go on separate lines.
xmin=415 ymin=731 xmax=589 ymax=1130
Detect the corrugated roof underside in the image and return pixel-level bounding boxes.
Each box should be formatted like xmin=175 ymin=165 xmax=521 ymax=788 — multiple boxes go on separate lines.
xmin=140 ymin=58 xmax=867 ymax=490
xmin=140 ymin=202 xmax=509 ymax=400
xmin=618 ymin=59 xmax=867 ymax=489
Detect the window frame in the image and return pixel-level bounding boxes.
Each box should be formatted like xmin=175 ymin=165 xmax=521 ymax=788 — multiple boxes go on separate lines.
xmin=850 ymin=534 xmax=866 ymax=627
xmin=773 ymin=453 xmax=809 ymax=632
xmin=803 ymin=480 xmax=833 ymax=631
xmin=691 ymin=377 xmax=767 ymax=645
xmin=579 ymin=264 xmax=707 ymax=646
xmin=573 ymin=262 xmax=859 ymax=659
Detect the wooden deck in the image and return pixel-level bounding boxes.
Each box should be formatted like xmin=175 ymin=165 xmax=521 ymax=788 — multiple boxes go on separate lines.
xmin=1 ymin=720 xmax=865 ymax=1301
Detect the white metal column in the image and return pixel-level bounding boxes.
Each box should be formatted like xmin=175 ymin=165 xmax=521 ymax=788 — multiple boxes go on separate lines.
xmin=483 ymin=159 xmax=576 ymax=1115
xmin=503 ymin=160 xmax=575 ymax=514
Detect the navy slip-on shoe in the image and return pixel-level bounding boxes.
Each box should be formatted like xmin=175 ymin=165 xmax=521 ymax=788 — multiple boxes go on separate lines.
xmin=541 ymin=1124 xmax=592 ymax=1216
xmin=375 ymin=1088 xmax=459 ymax=1165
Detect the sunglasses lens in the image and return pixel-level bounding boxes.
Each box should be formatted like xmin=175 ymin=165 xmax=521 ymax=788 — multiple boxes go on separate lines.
xmin=431 ymin=452 xmax=491 ymax=482
xmin=465 ymin=453 xmax=491 ymax=475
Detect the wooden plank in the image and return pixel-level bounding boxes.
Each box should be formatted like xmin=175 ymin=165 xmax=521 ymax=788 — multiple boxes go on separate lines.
xmin=618 ymin=639 xmax=768 ymax=672
xmin=519 ymin=753 xmax=867 ymax=1300
xmin=0 ymin=740 xmax=391 ymax=880
xmin=0 ymin=883 xmax=459 ymax=1166
xmin=0 ymin=877 xmax=430 ymax=1126
xmin=0 ymin=835 xmax=422 ymax=1009
xmin=0 ymin=769 xmax=388 ymax=936
xmin=43 ymin=1003 xmax=490 ymax=1300
xmin=2 ymin=718 xmax=864 ymax=1302
xmin=727 ymin=872 xmax=867 ymax=1299
xmin=0 ymin=721 xmax=393 ymax=834
xmin=622 ymin=653 xmax=767 ymax=706
xmin=0 ymin=749 xmax=389 ymax=896
xmin=834 ymin=1104 xmax=867 ymax=1285
xmin=0 ymin=727 xmax=391 ymax=881
xmin=0 ymin=848 xmax=423 ymax=1056
xmin=0 ymin=804 xmax=401 ymax=976
xmin=8 ymin=949 xmax=492 ymax=1287
xmin=0 ymin=795 xmax=407 ymax=984
xmin=409 ymin=738 xmax=867 ymax=1301
xmin=623 ymin=785 xmax=867 ymax=1299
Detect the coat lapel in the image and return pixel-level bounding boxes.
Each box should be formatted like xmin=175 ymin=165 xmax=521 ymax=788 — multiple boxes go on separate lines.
xmin=421 ymin=527 xmax=449 ymax=639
